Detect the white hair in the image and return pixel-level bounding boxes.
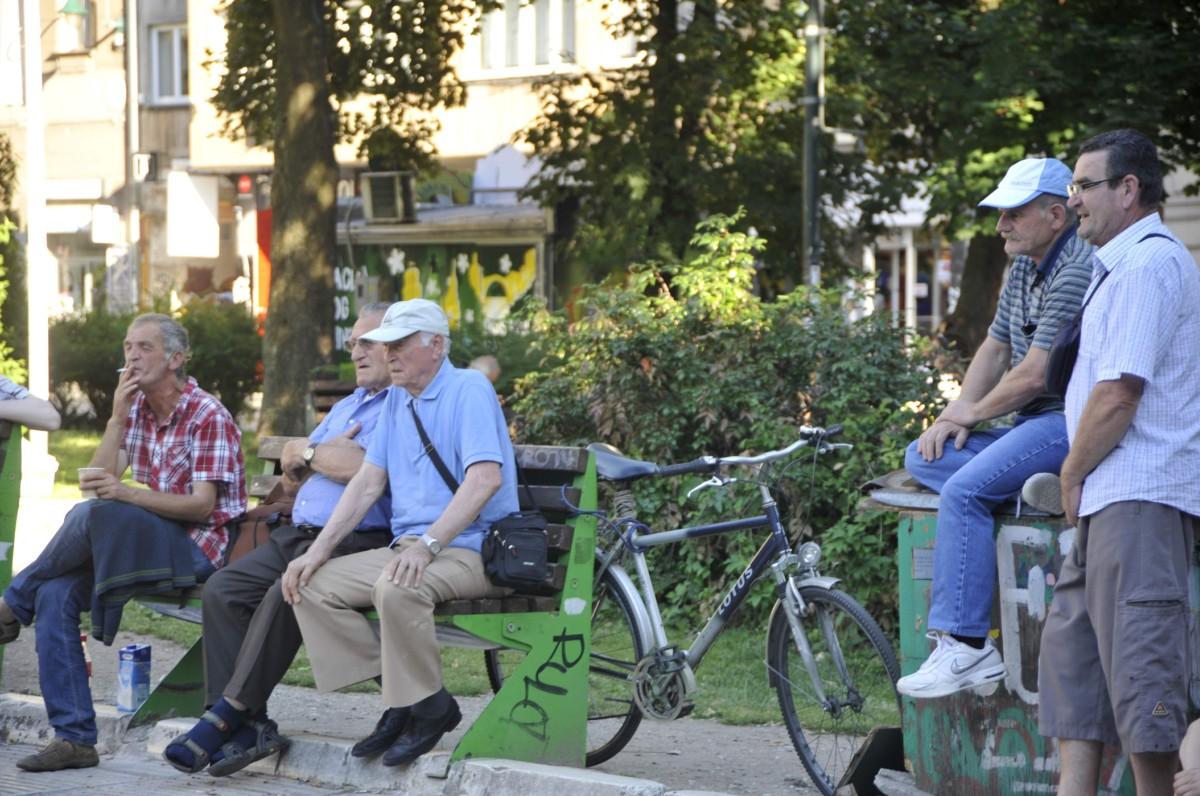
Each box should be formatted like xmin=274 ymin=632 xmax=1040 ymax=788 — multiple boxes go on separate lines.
xmin=417 ymin=331 xmax=451 ymax=358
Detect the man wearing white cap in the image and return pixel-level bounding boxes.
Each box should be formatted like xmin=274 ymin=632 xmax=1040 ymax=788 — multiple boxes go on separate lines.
xmin=897 ymin=157 xmax=1094 ymax=699
xmin=281 ymin=298 xmax=517 ymax=767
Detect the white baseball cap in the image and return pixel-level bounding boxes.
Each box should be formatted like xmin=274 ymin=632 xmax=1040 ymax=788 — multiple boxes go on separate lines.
xmin=359 ymin=299 xmax=450 ymax=343
xmin=978 ymin=158 xmax=1073 ymax=209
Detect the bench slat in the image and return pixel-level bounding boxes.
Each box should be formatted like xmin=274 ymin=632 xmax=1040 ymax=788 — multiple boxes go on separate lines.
xmin=546 ymin=524 xmax=573 ymax=553
xmin=515 ymin=445 xmax=589 ymax=474
xmin=250 ymin=474 xmax=282 ymax=499
xmin=519 ymin=484 xmax=582 ymax=514
xmin=256 ymin=436 xmax=301 ymax=461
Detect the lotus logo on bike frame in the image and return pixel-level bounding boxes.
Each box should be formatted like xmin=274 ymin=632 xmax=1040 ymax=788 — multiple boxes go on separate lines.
xmin=719 ymin=565 xmax=755 ymax=616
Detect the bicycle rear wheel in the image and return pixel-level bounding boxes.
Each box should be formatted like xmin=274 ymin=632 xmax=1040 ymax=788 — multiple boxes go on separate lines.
xmin=767 ymin=586 xmax=900 ymax=795
xmin=484 ymin=564 xmax=647 ymax=766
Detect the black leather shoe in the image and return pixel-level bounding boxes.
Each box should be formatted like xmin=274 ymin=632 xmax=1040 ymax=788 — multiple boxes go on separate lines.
xmin=351 ymin=707 xmax=411 ymax=758
xmin=381 ymin=698 xmax=462 ymax=767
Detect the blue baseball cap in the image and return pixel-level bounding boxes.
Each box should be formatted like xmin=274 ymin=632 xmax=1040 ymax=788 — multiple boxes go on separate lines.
xmin=978 ymin=158 xmax=1073 ymax=209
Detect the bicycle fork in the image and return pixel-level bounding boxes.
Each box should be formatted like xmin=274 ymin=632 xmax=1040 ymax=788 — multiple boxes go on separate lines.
xmin=777 ymin=571 xmax=858 ymax=716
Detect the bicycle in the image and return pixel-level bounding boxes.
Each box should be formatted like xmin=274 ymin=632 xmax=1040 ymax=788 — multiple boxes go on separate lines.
xmin=485 ymin=425 xmax=900 ymax=793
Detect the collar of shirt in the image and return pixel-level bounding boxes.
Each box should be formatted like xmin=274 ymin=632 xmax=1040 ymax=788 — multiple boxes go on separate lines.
xmin=404 ymin=358 xmax=454 ymax=409
xmin=1092 ymin=213 xmax=1167 ymax=277
xmin=133 ymin=376 xmax=198 ymax=429
xmin=1031 ymin=225 xmax=1077 ymax=287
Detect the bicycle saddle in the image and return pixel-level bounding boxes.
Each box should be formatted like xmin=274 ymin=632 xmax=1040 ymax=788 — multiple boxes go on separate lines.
xmin=587 ymin=442 xmax=660 ymax=481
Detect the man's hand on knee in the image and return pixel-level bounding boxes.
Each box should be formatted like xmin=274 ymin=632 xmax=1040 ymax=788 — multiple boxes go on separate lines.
xmin=383 ymin=544 xmax=434 ymax=589
xmin=281 ymin=548 xmax=330 ymax=605
xmin=917 ymin=419 xmax=970 ymax=461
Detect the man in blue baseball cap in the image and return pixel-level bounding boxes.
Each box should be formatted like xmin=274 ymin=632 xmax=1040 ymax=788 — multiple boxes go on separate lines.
xmin=897 ymin=157 xmax=1095 ymax=699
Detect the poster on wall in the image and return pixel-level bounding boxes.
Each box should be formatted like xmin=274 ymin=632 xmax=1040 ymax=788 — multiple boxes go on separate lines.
xmin=333 ymin=242 xmax=539 ymax=359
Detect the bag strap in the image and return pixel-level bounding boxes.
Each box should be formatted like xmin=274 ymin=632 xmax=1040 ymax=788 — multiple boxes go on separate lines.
xmin=409 ymin=402 xmax=541 ymax=512
xmin=410 ymin=402 xmax=460 ymax=494
xmin=1079 ymin=232 xmax=1172 ymax=315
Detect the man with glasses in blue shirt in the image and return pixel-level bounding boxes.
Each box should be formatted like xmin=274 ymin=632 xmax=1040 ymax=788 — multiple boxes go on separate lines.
xmin=898 ymin=157 xmax=1094 ymax=699
xmin=1038 ymin=129 xmax=1200 ymax=796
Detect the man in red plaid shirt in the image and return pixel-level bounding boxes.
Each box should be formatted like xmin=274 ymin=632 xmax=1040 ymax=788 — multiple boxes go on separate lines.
xmin=0 ymin=313 xmax=245 ymax=772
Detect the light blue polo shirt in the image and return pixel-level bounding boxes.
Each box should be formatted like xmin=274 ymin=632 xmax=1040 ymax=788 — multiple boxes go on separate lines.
xmin=292 ymin=386 xmax=392 ymax=530
xmin=365 ymin=358 xmax=518 ymax=552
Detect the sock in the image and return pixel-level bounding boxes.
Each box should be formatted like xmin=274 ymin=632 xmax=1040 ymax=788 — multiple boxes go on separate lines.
xmin=951 ymin=634 xmax=985 ymax=650
xmin=164 ymin=698 xmax=246 ymax=770
xmin=411 ymin=688 xmax=451 ymax=719
xmin=209 ymin=709 xmax=267 ymax=765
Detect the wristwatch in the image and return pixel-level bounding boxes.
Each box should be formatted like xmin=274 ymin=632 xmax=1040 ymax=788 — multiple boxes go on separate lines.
xmin=420 ymin=533 xmax=443 ymax=556
xmin=301 ymin=444 xmax=318 ymax=469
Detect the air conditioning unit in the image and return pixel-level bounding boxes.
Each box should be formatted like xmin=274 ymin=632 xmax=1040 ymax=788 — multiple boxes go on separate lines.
xmin=360 ymin=171 xmax=417 ymax=224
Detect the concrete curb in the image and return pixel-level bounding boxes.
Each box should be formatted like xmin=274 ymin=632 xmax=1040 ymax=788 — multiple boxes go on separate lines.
xmin=0 ymin=692 xmax=131 ymax=754
xmin=1 ymin=694 xmax=724 ymax=795
xmin=148 ymin=718 xmax=667 ymax=795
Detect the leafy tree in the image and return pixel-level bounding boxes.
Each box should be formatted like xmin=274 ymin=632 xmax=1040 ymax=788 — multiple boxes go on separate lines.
xmin=213 ymin=0 xmax=479 ymax=433
xmin=520 ymin=0 xmax=889 ymax=294
xmin=827 ymin=0 xmax=1200 ymax=351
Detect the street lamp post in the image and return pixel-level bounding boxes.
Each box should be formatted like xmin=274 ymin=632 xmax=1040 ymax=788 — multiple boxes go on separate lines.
xmin=801 ymin=0 xmax=824 ymax=288
xmin=20 ymin=0 xmax=52 ymax=493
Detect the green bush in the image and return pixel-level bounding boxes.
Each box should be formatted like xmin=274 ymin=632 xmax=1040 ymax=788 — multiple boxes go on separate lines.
xmin=510 ymin=212 xmax=941 ymax=629
xmin=179 ymin=300 xmax=262 ymax=419
xmin=50 ymin=300 xmax=261 ymax=427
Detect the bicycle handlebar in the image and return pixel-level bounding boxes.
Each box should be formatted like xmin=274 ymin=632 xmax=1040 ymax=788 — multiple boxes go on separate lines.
xmin=657 ymin=456 xmax=720 ymax=477
xmin=707 ymin=425 xmax=850 ymax=468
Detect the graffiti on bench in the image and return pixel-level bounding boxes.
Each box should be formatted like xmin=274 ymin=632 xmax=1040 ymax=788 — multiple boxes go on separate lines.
xmin=506 ymin=628 xmax=586 ymax=745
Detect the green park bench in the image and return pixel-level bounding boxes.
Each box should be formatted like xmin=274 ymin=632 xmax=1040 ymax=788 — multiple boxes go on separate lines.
xmin=132 ymin=436 xmax=598 ymax=768
xmin=0 ymin=421 xmax=21 ymax=682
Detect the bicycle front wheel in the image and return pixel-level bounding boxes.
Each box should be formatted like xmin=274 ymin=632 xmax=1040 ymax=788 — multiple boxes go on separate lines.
xmin=484 ymin=563 xmax=647 ymax=767
xmin=767 ymin=586 xmax=900 ymax=796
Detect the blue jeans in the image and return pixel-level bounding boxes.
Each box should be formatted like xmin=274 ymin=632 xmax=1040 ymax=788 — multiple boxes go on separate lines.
xmin=4 ymin=500 xmax=214 ymax=745
xmin=904 ymin=412 xmax=1069 ymax=638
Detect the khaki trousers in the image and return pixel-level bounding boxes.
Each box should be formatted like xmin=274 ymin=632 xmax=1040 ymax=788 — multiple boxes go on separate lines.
xmin=293 ymin=538 xmax=501 ymax=707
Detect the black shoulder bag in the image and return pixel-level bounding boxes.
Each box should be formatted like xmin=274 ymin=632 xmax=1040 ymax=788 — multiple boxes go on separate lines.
xmin=410 ymin=404 xmax=551 ymax=592
xmin=1044 ymin=232 xmax=1172 ymax=399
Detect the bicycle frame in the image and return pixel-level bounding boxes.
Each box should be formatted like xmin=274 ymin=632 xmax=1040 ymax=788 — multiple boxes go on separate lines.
xmin=620 ymin=479 xmax=799 ymax=672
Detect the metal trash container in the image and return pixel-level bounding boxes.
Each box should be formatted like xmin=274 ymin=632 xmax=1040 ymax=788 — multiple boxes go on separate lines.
xmin=866 ymin=469 xmax=1149 ymax=795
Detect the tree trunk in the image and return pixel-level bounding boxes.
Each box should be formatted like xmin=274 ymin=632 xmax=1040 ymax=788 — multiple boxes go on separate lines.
xmin=259 ymin=0 xmax=338 ymax=436
xmin=941 ymin=233 xmax=1008 ymax=357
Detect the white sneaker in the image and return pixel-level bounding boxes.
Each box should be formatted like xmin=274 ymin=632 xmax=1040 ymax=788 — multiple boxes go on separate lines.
xmin=896 ymin=632 xmax=1005 ymax=699
xmin=1021 ymin=472 xmax=1063 ymax=516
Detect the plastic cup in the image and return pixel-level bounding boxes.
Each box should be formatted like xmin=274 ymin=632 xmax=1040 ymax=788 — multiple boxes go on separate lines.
xmin=78 ymin=467 xmax=106 ymax=499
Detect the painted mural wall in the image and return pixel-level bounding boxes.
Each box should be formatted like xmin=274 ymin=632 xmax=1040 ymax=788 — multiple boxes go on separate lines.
xmin=334 ymin=241 xmax=539 ymax=358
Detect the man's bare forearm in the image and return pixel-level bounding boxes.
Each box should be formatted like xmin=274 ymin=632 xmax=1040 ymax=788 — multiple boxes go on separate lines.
xmin=307 ymin=462 xmax=388 ymax=555
xmin=963 ymin=347 xmax=1050 ymax=423
xmin=89 ymin=417 xmax=126 ymax=474
xmin=117 ymin=480 xmax=217 ymax=524
xmin=1061 ymin=376 xmax=1143 ymax=484
xmin=423 ymin=462 xmax=502 ymax=546
xmin=0 ymin=397 xmax=61 ymax=431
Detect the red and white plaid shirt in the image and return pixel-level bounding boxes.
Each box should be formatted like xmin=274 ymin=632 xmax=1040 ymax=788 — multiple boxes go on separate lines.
xmin=122 ymin=377 xmax=246 ymax=566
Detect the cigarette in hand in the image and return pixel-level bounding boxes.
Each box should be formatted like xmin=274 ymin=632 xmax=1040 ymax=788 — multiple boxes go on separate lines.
xmin=116 ymin=368 xmax=128 ymax=373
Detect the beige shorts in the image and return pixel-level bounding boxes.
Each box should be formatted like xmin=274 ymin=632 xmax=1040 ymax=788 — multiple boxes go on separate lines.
xmin=1037 ymin=501 xmax=1195 ymax=754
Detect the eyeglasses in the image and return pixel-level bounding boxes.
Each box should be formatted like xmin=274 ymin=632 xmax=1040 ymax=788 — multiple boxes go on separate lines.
xmin=1066 ymin=175 xmax=1122 ymax=198
xmin=343 ymin=337 xmax=378 ymax=353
